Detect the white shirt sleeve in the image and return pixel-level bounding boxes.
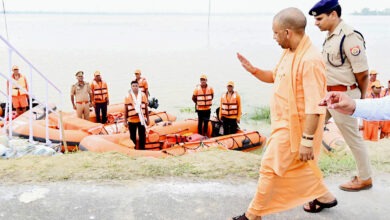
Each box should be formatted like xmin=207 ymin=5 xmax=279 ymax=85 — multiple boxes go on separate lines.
xmin=352 ymin=96 xmax=390 ymax=120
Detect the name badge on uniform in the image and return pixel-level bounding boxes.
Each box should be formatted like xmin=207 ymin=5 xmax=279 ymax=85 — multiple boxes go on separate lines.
xmin=350 ymin=46 xmax=361 ymax=56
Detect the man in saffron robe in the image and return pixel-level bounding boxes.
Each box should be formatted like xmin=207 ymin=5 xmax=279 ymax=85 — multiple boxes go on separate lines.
xmin=232 ymin=8 xmax=336 ymax=220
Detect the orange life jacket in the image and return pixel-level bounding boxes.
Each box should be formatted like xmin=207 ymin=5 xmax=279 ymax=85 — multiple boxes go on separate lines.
xmin=195 ymin=85 xmax=213 ymax=110
xmin=381 ymin=89 xmax=390 ymax=134
xmin=137 ymin=77 xmax=148 ymax=93
xmin=124 ymin=93 xmax=148 ymax=123
xmin=92 ymin=80 xmax=108 ymax=103
xmin=363 ymin=119 xmax=380 ymax=141
xmin=221 ymin=92 xmax=238 ymax=117
xmin=11 ymin=75 xmax=28 ymax=96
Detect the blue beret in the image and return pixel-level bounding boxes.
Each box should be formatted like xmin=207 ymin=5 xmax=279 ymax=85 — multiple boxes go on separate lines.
xmin=309 ymin=0 xmax=339 ymax=16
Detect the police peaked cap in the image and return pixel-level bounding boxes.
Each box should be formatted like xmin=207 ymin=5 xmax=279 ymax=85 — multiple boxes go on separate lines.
xmin=309 ymin=0 xmax=340 ymax=16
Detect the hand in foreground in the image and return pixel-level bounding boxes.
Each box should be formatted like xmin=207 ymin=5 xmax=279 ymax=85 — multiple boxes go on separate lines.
xmin=237 ymin=52 xmax=256 ymax=74
xmin=319 ymin=91 xmax=356 ymax=115
xmin=299 ymin=145 xmax=314 ymax=162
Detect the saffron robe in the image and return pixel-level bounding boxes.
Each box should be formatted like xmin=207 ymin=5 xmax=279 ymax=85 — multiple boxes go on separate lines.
xmin=248 ymin=35 xmax=329 ymax=216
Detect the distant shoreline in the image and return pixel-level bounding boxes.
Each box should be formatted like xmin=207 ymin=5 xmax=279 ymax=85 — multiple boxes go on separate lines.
xmin=2 ymin=11 xmax=276 ymax=16
xmin=352 ymin=8 xmax=390 ymax=16
xmin=3 ymin=11 xmax=384 ymax=16
xmin=352 ymin=13 xmax=390 ymax=16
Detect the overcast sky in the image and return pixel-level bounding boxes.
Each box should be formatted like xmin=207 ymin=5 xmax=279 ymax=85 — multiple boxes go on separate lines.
xmin=3 ymin=0 xmax=390 ymax=14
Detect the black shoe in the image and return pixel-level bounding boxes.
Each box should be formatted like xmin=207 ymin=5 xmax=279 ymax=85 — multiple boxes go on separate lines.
xmin=232 ymin=213 xmax=249 ymax=220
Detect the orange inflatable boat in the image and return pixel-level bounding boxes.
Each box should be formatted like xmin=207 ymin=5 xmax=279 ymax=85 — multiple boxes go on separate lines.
xmin=79 ymin=118 xmax=267 ymax=157
xmin=322 ymin=121 xmax=348 ymax=155
xmin=0 ymin=107 xmax=18 ymax=128
xmin=11 ymin=110 xmax=103 ymax=151
xmin=9 ymin=103 xmax=176 ymax=152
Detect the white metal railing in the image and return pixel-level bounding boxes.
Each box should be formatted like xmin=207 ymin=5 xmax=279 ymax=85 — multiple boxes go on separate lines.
xmin=0 ymin=34 xmax=63 ymax=146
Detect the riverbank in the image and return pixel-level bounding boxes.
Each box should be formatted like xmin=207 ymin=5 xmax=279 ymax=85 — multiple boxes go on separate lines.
xmin=0 ymin=137 xmax=389 ymax=183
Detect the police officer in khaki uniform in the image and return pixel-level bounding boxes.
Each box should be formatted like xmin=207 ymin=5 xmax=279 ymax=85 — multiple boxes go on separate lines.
xmin=309 ymin=0 xmax=372 ymax=191
xmin=71 ymin=71 xmax=92 ymax=120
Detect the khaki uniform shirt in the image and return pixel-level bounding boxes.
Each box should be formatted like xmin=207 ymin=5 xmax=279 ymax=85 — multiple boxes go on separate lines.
xmin=323 ymin=20 xmax=368 ymax=86
xmin=71 ymin=82 xmax=91 ymax=102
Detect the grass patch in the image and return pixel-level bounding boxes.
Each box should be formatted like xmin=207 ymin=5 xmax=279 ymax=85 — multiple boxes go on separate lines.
xmin=0 ymin=149 xmax=262 ymax=183
xmin=179 ymin=107 xmax=195 ymax=113
xmin=0 ymin=149 xmax=361 ymax=182
xmin=318 ymin=153 xmax=356 ymax=176
xmin=249 ymin=106 xmax=271 ymax=123
xmin=1 ymin=139 xmax=389 ymax=183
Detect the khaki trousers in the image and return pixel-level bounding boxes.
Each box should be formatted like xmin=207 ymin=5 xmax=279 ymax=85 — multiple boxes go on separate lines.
xmin=326 ymin=88 xmax=372 ymax=179
xmin=76 ymin=102 xmax=90 ymax=120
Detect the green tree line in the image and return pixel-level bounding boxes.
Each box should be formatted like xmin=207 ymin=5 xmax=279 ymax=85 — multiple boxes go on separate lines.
xmin=353 ymin=8 xmax=390 ymax=15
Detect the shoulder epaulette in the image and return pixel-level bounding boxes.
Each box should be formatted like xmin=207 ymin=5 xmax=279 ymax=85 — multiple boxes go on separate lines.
xmin=324 ymin=30 xmax=366 ymax=67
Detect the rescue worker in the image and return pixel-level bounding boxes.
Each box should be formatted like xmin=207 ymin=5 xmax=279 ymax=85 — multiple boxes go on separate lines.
xmin=362 ymin=81 xmax=382 ymax=141
xmin=70 ymin=71 xmax=92 ymax=120
xmin=8 ymin=65 xmax=29 ymax=116
xmin=366 ymin=70 xmax=378 ymax=97
xmin=124 ymin=80 xmax=150 ymax=150
xmin=310 ymin=0 xmax=373 ymax=192
xmin=369 ymin=70 xmax=377 ymax=84
xmin=381 ymin=79 xmax=390 ymax=97
xmin=219 ymin=81 xmax=242 ymax=135
xmin=367 ymin=80 xmax=382 ymax=99
xmin=380 ymin=80 xmax=390 ymax=138
xmin=134 ymin=69 xmax=149 ymax=97
xmin=91 ymin=71 xmax=109 ymax=124
xmin=192 ymin=74 xmax=214 ymax=136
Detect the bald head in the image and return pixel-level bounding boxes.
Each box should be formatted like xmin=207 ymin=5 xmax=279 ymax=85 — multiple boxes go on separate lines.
xmin=274 ymin=7 xmax=307 ymax=34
